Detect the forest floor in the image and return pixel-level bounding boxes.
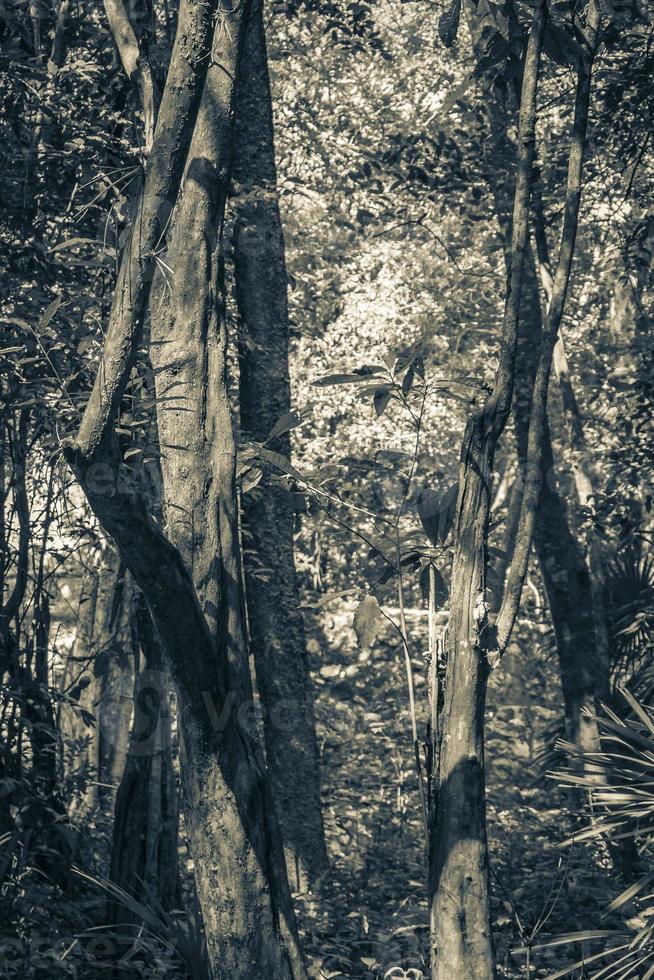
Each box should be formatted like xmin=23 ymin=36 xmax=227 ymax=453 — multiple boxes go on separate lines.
xmin=0 ymin=602 xmax=620 ymax=980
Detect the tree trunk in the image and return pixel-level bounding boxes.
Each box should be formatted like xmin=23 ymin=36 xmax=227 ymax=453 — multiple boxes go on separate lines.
xmin=60 ymin=566 xmax=100 ymax=812
xmin=430 ymin=415 xmax=496 ymax=979
xmin=430 ymin=5 xmax=549 ymax=973
xmin=431 ymin=0 xmax=601 ymax=964
xmin=464 ymin=2 xmax=608 ymax=750
xmin=232 ymin=0 xmax=328 ymax=891
xmin=514 ymin=303 xmax=608 ymax=750
xmin=95 ymin=560 xmax=134 ymax=805
xmin=109 ymin=593 xmax=178 ymax=923
xmin=63 ymin=0 xmax=307 ymax=972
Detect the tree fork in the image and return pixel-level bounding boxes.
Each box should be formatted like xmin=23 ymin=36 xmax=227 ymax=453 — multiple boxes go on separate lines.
xmin=63 ymin=0 xmax=308 ymax=972
xmin=430 ymin=3 xmax=548 ymax=975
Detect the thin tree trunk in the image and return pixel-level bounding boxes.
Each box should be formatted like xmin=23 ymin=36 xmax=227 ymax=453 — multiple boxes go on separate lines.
xmin=61 ymin=566 xmax=99 ymax=815
xmin=109 ymin=593 xmax=178 ymax=923
xmin=512 ymin=255 xmax=608 ymax=748
xmin=95 ymin=559 xmax=134 ymax=805
xmin=26 ymin=465 xmax=59 ymax=797
xmin=232 ymin=0 xmax=328 ymax=891
xmin=465 ymin=0 xmax=608 ymax=750
xmin=430 ymin=6 xmax=548 ymax=974
xmin=103 ymin=0 xmax=159 ymax=150
xmin=532 ymin=193 xmax=640 ymax=877
xmin=432 ymin=1 xmax=601 ymax=970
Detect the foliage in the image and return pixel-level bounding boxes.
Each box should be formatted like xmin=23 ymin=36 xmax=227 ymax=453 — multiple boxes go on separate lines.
xmin=531 ymin=691 xmax=654 ymax=978
xmin=0 ymin=0 xmax=653 ymax=975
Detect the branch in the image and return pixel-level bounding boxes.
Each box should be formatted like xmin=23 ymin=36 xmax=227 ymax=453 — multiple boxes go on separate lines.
xmin=103 ymin=0 xmax=141 ymax=79
xmin=495 ymin=0 xmax=602 ymax=657
xmin=3 ymin=412 xmax=31 ymax=623
xmin=50 ymin=0 xmax=72 ymax=69
xmin=483 ymin=0 xmax=548 ymax=439
xmin=61 ymin=452 xmax=226 ymax=730
xmin=533 ymin=183 xmax=597 ymax=511
xmin=66 ymin=0 xmax=223 ymax=469
xmin=103 ymin=0 xmax=159 ymax=150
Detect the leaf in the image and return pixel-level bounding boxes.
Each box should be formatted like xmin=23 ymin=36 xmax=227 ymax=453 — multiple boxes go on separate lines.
xmin=438 ymin=0 xmax=461 ymax=47
xmin=0 ymin=317 xmax=31 ymax=332
xmin=607 ymin=869 xmax=654 ymax=913
xmin=437 ymin=483 xmax=459 ymax=542
xmin=420 ymin=564 xmax=449 ymax=605
xmin=76 ymin=337 xmax=95 ymax=354
xmin=375 ymin=449 xmax=411 ymax=466
xmin=522 ymin=929 xmax=623 ymax=953
xmin=38 ymin=296 xmax=62 ymax=334
xmin=356 ymin=207 xmax=375 ymax=226
xmin=51 ymin=823 xmax=77 ymax=853
xmin=265 ymin=410 xmax=303 ymax=443
xmin=50 ymin=237 xmax=98 ymax=252
xmin=242 ymin=467 xmax=263 ymax=493
xmin=417 ymin=488 xmax=440 ymax=546
xmin=256 ymin=447 xmax=303 ymax=481
xmin=377 ymin=564 xmax=396 ymax=585
xmin=353 ymin=595 xmax=384 ymax=649
xmin=542 ymin=21 xmax=582 ymax=67
xmin=402 ymin=365 xmax=415 ymax=396
xmin=312 ymin=373 xmax=365 ymax=387
xmin=374 ymin=389 xmax=392 ymax=416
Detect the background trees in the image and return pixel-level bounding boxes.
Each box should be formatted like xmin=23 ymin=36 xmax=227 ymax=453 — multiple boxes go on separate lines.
xmin=0 ymin=0 xmax=652 ymax=977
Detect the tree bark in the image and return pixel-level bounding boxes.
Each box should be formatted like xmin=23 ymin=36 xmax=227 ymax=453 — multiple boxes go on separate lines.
xmin=533 ymin=195 xmax=612 ymax=700
xmin=430 ymin=6 xmax=548 ymax=975
xmin=109 ymin=593 xmax=178 ymax=923
xmin=63 ymin=0 xmax=307 ymax=973
xmin=465 ymin=0 xmax=608 ymax=750
xmin=103 ymin=0 xmax=159 ymax=150
xmin=61 ymin=566 xmax=100 ymax=815
xmin=94 ymin=559 xmax=134 ymax=805
xmin=513 ymin=257 xmax=608 ymax=749
xmin=232 ymin=0 xmax=328 ymax=891
xmin=430 ymin=416 xmax=497 ymax=980
xmin=432 ymin=2 xmax=600 ymax=970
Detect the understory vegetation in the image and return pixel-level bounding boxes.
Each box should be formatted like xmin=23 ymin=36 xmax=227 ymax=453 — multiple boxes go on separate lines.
xmin=0 ymin=0 xmax=653 ymax=976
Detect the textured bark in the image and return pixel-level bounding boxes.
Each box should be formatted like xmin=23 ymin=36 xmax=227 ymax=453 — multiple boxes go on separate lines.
xmin=61 ymin=567 xmax=99 ymax=815
xmin=232 ymin=0 xmax=328 ymax=891
xmin=429 ymin=6 xmax=548 ymax=975
xmin=109 ymin=594 xmax=178 ymax=923
xmin=513 ymin=264 xmax=608 ymax=749
xmin=71 ymin=0 xmax=224 ymax=463
xmin=95 ymin=567 xmax=135 ymax=803
xmin=62 ymin=556 xmax=134 ymax=812
xmin=430 ymin=416 xmax=496 ymax=980
xmin=62 ymin=0 xmax=306 ymax=972
xmin=103 ymin=0 xmax=159 ymax=150
xmin=148 ymin=16 xmax=249 ymax=683
xmin=466 ymin=1 xmax=607 ymax=749
xmin=147 ymin=11 xmax=306 ymax=965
